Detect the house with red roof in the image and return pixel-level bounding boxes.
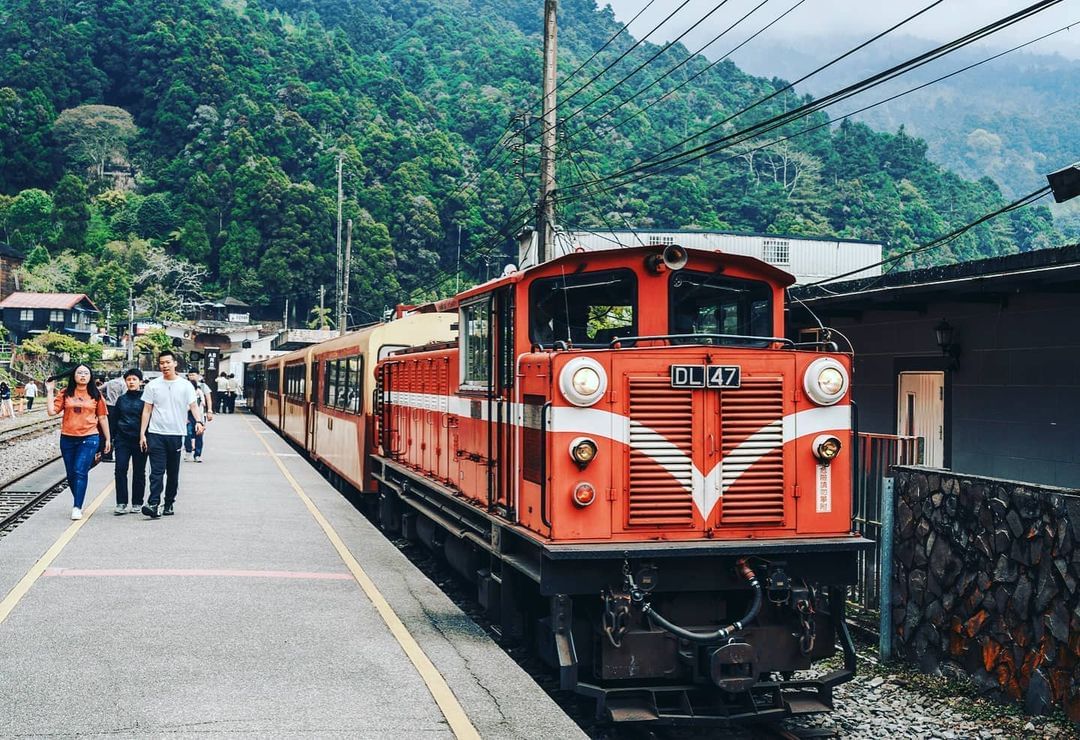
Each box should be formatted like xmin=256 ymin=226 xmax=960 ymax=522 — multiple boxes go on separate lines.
xmin=0 ymin=292 xmax=98 ymax=344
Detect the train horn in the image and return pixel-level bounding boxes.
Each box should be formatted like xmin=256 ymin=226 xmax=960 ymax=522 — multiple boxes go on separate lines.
xmin=645 ymin=244 xmax=689 ymax=274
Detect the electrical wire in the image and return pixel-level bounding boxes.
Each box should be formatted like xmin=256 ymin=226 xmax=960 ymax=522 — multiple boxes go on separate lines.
xmin=554 ymin=0 xmax=736 ymax=132
xmin=563 ymin=0 xmax=787 ymax=150
xmin=556 ymin=14 xmax=1079 ymax=204
xmin=559 ymin=0 xmax=1061 ymax=195
xmin=804 ymin=186 xmax=1052 ymax=290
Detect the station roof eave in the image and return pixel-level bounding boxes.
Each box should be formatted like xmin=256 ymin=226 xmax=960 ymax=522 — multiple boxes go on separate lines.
xmin=789 ymin=243 xmax=1080 ymax=315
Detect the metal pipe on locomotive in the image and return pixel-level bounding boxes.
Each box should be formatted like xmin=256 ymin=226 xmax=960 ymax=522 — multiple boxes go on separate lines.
xmin=371 ymin=244 xmax=871 ymax=724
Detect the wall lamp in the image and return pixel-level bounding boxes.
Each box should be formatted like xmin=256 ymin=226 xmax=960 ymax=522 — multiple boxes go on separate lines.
xmin=934 ymin=319 xmax=960 ymax=369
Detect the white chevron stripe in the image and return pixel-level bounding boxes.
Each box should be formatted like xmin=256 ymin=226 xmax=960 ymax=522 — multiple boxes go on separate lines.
xmin=385 ymin=391 xmax=850 ymax=519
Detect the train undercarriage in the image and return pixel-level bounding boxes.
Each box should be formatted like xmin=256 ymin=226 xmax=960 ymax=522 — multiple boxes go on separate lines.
xmin=370 ymin=456 xmax=872 ymax=725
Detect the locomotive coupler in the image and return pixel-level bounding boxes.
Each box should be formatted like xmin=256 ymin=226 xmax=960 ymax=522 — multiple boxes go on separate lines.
xmin=792 ymin=586 xmax=817 ymax=655
xmin=601 ymin=589 xmax=632 ymax=648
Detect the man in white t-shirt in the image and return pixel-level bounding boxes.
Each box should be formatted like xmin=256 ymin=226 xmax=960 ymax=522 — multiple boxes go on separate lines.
xmin=139 ymin=351 xmax=204 ymax=518
xmin=215 ymin=372 xmax=229 ymax=413
xmin=23 ymin=380 xmax=37 ymax=412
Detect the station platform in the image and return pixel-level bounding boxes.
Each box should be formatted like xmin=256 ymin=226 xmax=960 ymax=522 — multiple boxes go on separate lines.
xmin=0 ymin=414 xmax=586 ymax=739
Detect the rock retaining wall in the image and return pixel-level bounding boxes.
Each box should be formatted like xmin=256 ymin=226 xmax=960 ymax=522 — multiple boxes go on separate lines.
xmin=891 ymin=467 xmax=1080 ymax=721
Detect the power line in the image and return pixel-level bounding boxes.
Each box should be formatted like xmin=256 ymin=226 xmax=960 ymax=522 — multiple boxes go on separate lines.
xmin=554 ymin=0 xmax=737 ymax=133
xmin=530 ymin=0 xmax=697 ymax=131
xmin=556 ymin=12 xmax=1079 ymax=205
xmin=558 ymin=0 xmax=1064 ymax=197
xmin=553 ymin=0 xmax=661 ymax=95
xmin=562 ymin=0 xmax=787 ymax=151
xmin=805 ymin=187 xmax=1052 ymax=289
xmin=558 ymin=0 xmax=948 ymax=193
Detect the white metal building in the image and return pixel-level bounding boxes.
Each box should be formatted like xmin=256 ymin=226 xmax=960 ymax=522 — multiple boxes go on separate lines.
xmin=526 ymin=229 xmax=883 ymax=285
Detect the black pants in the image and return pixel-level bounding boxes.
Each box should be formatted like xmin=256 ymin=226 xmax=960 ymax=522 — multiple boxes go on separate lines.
xmin=114 ymin=436 xmax=147 ymax=506
xmin=26 ymin=397 xmax=34 ymax=411
xmin=146 ymin=433 xmax=183 ymax=507
xmin=103 ymin=406 xmax=117 ymax=459
xmin=226 ymin=392 xmax=236 ymax=413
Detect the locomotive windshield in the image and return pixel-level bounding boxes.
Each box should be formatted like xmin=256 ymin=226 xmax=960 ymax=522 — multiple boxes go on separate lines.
xmin=530 ymin=268 xmax=637 ymax=347
xmin=669 ymin=270 xmax=772 ymax=345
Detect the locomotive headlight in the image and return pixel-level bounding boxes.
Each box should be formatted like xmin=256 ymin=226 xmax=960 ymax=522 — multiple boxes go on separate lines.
xmin=560 ymin=357 xmax=607 ymax=407
xmin=569 ymin=437 xmax=598 ymax=468
xmin=572 ymin=482 xmax=597 ymax=507
xmin=803 ymin=358 xmax=849 ymax=406
xmin=813 ymin=434 xmax=842 ymax=463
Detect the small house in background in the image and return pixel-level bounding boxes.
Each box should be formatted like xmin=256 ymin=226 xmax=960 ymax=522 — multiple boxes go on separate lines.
xmin=0 ymin=292 xmax=98 ymax=344
xmin=790 ymin=244 xmax=1080 ymax=488
xmin=0 ymin=244 xmax=24 ymax=302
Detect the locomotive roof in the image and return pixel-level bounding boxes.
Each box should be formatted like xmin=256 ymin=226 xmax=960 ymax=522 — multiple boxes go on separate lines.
xmin=434 ymin=245 xmax=795 ymax=310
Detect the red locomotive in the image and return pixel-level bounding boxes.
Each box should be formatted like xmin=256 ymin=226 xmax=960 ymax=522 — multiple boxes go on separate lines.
xmin=370 ymin=244 xmax=870 ymax=723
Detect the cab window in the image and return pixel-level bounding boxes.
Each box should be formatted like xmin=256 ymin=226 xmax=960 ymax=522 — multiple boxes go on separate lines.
xmin=461 ymin=298 xmax=491 ymax=389
xmin=669 ymin=271 xmax=772 ymax=345
xmin=529 ymin=268 xmax=637 ymax=347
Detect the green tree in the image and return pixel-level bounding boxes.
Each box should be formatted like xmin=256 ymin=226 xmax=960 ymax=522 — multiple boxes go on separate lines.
xmin=51 ymin=105 xmax=137 ymax=181
xmin=2 ymin=188 xmax=55 ymax=249
xmin=53 ymin=174 xmax=91 ymax=250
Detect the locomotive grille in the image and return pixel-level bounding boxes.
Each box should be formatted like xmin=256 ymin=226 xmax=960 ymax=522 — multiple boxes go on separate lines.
xmin=719 ymin=376 xmax=785 ymax=525
xmin=627 ymin=376 xmax=694 ymax=526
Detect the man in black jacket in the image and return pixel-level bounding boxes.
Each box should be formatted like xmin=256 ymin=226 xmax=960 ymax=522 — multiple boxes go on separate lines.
xmin=113 ymin=368 xmax=148 ymax=515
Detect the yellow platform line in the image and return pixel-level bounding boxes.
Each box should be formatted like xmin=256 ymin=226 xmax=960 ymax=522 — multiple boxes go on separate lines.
xmin=0 ymin=481 xmax=115 ymax=626
xmin=246 ymin=418 xmax=481 ymax=740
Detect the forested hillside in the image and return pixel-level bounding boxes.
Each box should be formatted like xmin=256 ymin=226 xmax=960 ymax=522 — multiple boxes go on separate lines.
xmin=730 ymin=35 xmax=1080 ymax=237
xmin=0 ymin=0 xmax=1058 ymax=323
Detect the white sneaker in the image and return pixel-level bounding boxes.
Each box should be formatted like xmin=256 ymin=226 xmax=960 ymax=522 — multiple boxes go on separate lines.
xmin=184 ymin=452 xmax=194 ymax=462
xmin=129 ymin=503 xmax=141 ymax=513
xmin=114 ymin=504 xmax=127 ymax=515
xmin=71 ymin=507 xmax=83 ymax=520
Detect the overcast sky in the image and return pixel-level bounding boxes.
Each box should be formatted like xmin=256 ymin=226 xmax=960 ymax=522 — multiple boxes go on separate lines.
xmin=601 ymin=0 xmax=1080 ymax=60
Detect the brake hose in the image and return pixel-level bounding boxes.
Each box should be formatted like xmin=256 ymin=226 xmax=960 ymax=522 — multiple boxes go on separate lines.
xmin=642 ymin=559 xmax=763 ymax=644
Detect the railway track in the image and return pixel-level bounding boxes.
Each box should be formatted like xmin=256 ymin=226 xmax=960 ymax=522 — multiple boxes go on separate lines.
xmin=0 ymin=416 xmax=61 ymax=446
xmin=0 ymin=455 xmax=68 ymax=535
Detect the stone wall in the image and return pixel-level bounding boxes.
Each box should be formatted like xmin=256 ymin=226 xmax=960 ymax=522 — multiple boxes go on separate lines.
xmin=892 ymin=466 xmax=1080 ymax=721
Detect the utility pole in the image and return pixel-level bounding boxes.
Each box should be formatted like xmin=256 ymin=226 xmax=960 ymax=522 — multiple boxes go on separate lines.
xmin=341 ymin=218 xmax=352 ymax=335
xmin=536 ymin=0 xmax=558 ymax=264
xmin=127 ymin=285 xmax=134 ymax=364
xmin=284 ymin=297 xmax=289 ymax=331
xmin=319 ymin=284 xmax=326 ymax=330
xmin=335 ymin=153 xmax=344 ymax=335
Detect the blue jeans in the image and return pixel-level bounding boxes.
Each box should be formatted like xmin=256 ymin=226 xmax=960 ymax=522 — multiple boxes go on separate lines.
xmin=185 ymin=419 xmax=204 ymax=457
xmin=60 ymin=434 xmax=99 ymax=508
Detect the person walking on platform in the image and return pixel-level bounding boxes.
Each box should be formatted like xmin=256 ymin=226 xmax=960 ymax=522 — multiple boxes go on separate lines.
xmin=113 ymin=368 xmax=148 ymax=515
xmin=226 ymin=373 xmax=239 ymax=413
xmin=0 ymin=381 xmax=13 ymax=419
xmin=101 ymin=373 xmax=126 ymax=462
xmin=215 ymin=372 xmax=229 ymax=414
xmin=23 ymin=379 xmax=37 ymax=412
xmin=139 ymin=351 xmax=205 ymax=519
xmin=184 ymin=371 xmax=213 ymax=462
xmin=46 ymin=365 xmax=112 ymax=520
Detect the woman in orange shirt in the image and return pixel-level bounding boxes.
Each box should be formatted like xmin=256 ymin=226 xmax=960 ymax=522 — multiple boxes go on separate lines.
xmin=46 ymin=365 xmax=112 ymax=520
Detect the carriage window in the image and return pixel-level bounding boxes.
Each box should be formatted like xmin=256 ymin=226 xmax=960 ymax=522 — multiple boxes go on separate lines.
xmin=530 ymin=268 xmax=637 ymax=347
xmin=461 ymin=298 xmax=491 ymax=388
xmin=669 ymin=271 xmax=772 ymax=345
xmin=324 ymin=360 xmax=338 ymax=407
xmin=347 ymin=357 xmax=362 ymax=413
